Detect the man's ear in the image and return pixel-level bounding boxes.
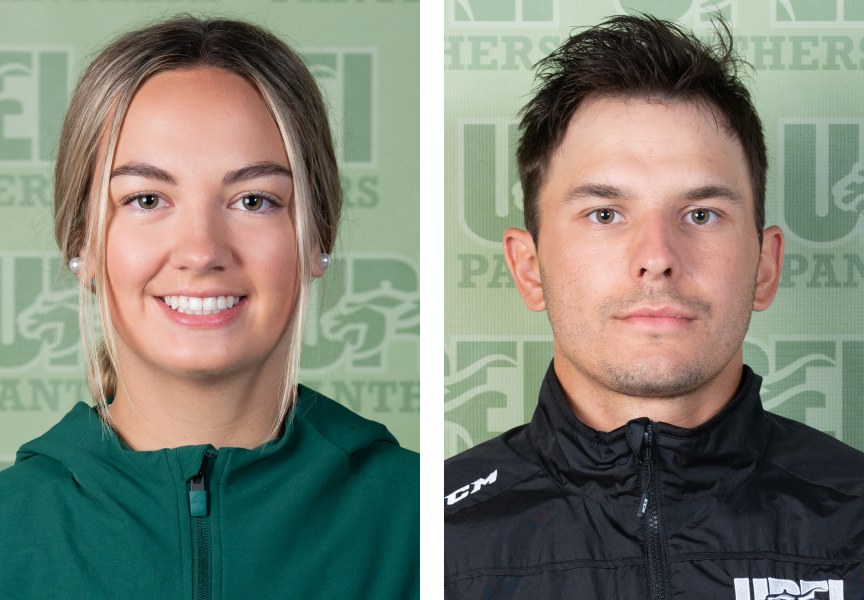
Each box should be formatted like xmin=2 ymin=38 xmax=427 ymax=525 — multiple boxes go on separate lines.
xmin=503 ymin=227 xmax=545 ymax=312
xmin=753 ymin=225 xmax=784 ymax=312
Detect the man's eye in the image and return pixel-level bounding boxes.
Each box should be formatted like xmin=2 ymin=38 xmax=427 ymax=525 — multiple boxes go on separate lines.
xmin=688 ymin=208 xmax=715 ymax=225
xmin=590 ymin=208 xmax=619 ymax=224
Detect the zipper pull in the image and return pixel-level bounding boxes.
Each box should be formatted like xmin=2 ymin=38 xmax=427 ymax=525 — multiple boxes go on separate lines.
xmin=636 ymin=424 xmax=654 ymax=519
xmin=188 ymin=451 xmax=214 ymax=517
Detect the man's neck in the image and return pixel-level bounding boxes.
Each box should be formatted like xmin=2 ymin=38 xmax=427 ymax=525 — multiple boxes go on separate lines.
xmin=553 ymin=355 xmax=745 ymax=433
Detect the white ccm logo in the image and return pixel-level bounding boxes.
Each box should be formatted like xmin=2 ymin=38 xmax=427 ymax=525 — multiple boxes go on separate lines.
xmin=734 ymin=577 xmax=844 ymax=600
xmin=445 ymin=470 xmax=497 ymax=506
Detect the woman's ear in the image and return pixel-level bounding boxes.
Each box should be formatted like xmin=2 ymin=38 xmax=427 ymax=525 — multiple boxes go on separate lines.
xmin=311 ymin=251 xmax=331 ymax=278
xmin=503 ymin=228 xmax=546 ymax=312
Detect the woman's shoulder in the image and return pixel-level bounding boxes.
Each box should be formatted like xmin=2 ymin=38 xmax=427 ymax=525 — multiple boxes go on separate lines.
xmin=294 ymin=385 xmax=418 ymax=489
xmin=0 ymin=402 xmax=98 ymax=497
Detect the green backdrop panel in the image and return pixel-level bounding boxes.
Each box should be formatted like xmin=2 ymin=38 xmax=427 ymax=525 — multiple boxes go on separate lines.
xmin=445 ymin=0 xmax=864 ymax=458
xmin=0 ymin=0 xmax=419 ymax=467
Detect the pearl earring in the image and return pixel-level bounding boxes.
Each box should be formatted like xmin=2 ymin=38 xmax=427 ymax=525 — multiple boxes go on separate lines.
xmin=319 ymin=253 xmax=332 ymax=271
xmin=69 ymin=256 xmax=83 ymax=274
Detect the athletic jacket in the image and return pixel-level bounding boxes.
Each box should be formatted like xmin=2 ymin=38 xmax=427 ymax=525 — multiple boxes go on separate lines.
xmin=445 ymin=364 xmax=864 ymax=599
xmin=0 ymin=386 xmax=419 ymax=599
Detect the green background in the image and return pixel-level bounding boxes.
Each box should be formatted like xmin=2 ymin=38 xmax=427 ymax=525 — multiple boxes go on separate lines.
xmin=445 ymin=0 xmax=864 ymax=457
xmin=0 ymin=0 xmax=420 ymax=467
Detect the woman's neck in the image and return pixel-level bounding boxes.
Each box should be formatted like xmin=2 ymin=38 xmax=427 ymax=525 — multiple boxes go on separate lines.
xmin=108 ymin=369 xmax=285 ymax=451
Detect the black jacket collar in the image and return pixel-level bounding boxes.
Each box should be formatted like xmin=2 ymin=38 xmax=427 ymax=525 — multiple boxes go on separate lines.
xmin=528 ymin=363 xmax=772 ymax=501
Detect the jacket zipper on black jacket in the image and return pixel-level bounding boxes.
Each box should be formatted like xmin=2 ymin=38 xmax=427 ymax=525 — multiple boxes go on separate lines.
xmin=636 ymin=423 xmax=670 ymax=600
xmin=189 ymin=449 xmax=217 ymax=600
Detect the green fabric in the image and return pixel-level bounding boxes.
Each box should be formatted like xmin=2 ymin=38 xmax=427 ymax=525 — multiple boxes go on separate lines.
xmin=0 ymin=386 xmax=419 ymax=599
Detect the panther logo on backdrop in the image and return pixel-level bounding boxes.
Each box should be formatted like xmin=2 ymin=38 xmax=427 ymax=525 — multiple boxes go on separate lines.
xmin=304 ymin=49 xmax=377 ymax=168
xmin=0 ymin=253 xmax=81 ymax=374
xmin=301 ymin=254 xmax=419 ymax=374
xmin=447 ymin=0 xmax=558 ymax=27
xmin=0 ymin=252 xmax=421 ymax=380
xmin=780 ymin=120 xmax=864 ymax=246
xmin=0 ymin=48 xmax=70 ymax=165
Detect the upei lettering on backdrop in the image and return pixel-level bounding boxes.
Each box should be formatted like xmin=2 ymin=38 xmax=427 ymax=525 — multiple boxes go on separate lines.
xmin=780 ymin=119 xmax=864 ymax=246
xmin=444 ymin=336 xmax=551 ymax=456
xmin=304 ymin=48 xmax=378 ymax=168
xmin=442 ymin=334 xmax=864 ymax=457
xmin=447 ymin=0 xmax=557 ymax=28
xmin=743 ymin=336 xmax=864 ymax=448
xmin=613 ymin=0 xmax=736 ymax=29
xmin=0 ymin=48 xmax=70 ymax=166
xmin=457 ymin=119 xmax=523 ymax=246
xmin=771 ymin=0 xmax=864 ymax=27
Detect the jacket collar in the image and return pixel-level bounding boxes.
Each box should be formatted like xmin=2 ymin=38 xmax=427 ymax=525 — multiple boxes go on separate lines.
xmin=528 ymin=363 xmax=771 ymax=501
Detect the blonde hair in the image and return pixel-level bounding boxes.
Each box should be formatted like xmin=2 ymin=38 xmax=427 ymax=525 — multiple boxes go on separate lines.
xmin=54 ymin=16 xmax=341 ymax=431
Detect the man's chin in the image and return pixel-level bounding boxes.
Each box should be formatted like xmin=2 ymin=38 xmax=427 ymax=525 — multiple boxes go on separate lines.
xmin=595 ymin=359 xmax=714 ymax=399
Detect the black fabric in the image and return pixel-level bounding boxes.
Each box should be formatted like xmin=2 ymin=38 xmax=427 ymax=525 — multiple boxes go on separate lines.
xmin=444 ymin=364 xmax=864 ymax=599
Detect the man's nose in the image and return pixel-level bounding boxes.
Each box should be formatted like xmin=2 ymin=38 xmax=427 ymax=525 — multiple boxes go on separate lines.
xmin=629 ymin=213 xmax=681 ymax=281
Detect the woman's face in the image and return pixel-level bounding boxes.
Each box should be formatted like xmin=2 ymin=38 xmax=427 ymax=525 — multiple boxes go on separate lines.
xmin=104 ymin=67 xmax=299 ymax=383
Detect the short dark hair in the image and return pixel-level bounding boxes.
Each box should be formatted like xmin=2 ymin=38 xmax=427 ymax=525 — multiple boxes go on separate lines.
xmin=517 ymin=14 xmax=765 ymax=242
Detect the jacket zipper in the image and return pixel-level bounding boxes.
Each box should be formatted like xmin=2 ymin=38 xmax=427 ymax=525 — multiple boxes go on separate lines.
xmin=189 ymin=449 xmax=217 ymax=600
xmin=636 ymin=423 xmax=670 ymax=600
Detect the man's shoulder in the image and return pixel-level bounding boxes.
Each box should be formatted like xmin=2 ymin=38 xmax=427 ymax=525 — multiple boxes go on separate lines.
xmin=763 ymin=411 xmax=864 ymax=498
xmin=444 ymin=423 xmax=547 ymax=517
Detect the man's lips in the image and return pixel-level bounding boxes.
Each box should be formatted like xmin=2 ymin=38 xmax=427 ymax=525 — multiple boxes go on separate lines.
xmin=614 ymin=305 xmax=699 ymax=332
xmin=616 ymin=305 xmax=698 ymax=320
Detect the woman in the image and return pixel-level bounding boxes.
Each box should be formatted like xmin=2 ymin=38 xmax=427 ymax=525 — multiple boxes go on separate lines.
xmin=0 ymin=16 xmax=418 ymax=599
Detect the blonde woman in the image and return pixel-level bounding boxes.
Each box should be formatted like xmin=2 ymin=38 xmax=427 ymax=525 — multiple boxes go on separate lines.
xmin=0 ymin=17 xmax=418 ymax=599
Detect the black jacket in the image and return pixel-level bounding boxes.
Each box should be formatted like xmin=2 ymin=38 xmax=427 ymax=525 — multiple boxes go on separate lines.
xmin=444 ymin=364 xmax=864 ymax=599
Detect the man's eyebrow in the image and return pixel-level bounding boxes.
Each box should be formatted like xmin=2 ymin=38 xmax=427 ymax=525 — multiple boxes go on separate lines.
xmin=684 ymin=184 xmax=743 ymax=205
xmin=110 ymin=163 xmax=175 ymax=184
xmin=564 ymin=183 xmax=625 ymax=202
xmin=563 ymin=183 xmax=745 ymax=205
xmin=223 ymin=162 xmax=292 ymax=185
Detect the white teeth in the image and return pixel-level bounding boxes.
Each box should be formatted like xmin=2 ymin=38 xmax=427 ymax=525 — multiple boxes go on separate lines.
xmin=162 ymin=295 xmax=240 ymax=316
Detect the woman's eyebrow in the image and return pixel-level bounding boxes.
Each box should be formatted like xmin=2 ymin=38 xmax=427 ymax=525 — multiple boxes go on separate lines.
xmin=110 ymin=162 xmax=175 ymax=184
xmin=223 ymin=161 xmax=292 ymax=185
xmin=108 ymin=161 xmax=292 ymax=186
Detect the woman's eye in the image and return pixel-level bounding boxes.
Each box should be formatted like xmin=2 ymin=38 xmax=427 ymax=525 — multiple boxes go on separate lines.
xmin=589 ymin=208 xmax=620 ymax=225
xmin=124 ymin=193 xmax=161 ymax=209
xmin=234 ymin=193 xmax=277 ymax=212
xmin=687 ymin=208 xmax=715 ymax=225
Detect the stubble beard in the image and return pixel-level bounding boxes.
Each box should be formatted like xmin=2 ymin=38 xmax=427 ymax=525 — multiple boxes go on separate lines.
xmin=542 ymin=277 xmax=757 ymax=400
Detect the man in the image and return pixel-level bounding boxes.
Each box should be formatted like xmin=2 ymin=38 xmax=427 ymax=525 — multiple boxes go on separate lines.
xmin=444 ymin=15 xmax=864 ymax=599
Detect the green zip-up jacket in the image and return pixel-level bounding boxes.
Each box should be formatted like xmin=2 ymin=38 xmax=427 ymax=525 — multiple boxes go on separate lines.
xmin=0 ymin=386 xmax=419 ymax=599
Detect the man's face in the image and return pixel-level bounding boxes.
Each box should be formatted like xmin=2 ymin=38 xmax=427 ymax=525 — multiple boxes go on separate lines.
xmin=506 ymin=97 xmax=782 ymax=400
